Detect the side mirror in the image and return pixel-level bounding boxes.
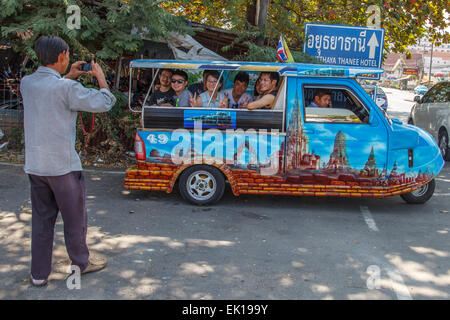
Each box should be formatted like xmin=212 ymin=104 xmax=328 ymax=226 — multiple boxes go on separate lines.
xmin=414 ymin=95 xmax=422 ymax=103
xmin=392 ymin=118 xmax=403 ymax=125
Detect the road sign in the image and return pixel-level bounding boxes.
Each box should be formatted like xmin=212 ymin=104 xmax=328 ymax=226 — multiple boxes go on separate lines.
xmin=403 ymin=68 xmax=419 ymax=76
xmin=304 ymin=23 xmax=385 ymax=79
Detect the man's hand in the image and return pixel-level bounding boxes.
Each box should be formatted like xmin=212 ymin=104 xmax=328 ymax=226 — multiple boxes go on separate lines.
xmin=64 ymin=61 xmax=87 ymax=80
xmin=88 ymin=60 xmax=109 ymax=91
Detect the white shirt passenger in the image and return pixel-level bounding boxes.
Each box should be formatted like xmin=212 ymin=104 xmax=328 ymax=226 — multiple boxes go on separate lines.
xmin=222 ymin=88 xmax=254 ymax=109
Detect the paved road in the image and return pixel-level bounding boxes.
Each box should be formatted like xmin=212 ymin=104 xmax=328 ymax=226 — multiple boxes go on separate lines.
xmin=0 ymin=89 xmax=449 ymax=300
xmin=382 ymin=86 xmax=417 ymax=123
xmin=0 ymin=160 xmax=449 ymax=300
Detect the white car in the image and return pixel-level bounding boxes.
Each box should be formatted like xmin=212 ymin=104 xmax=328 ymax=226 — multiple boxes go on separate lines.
xmin=408 ymin=81 xmax=450 ymax=161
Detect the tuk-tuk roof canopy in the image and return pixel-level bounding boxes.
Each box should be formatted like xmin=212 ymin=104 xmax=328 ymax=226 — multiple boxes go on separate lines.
xmin=129 ymin=59 xmax=384 ymax=78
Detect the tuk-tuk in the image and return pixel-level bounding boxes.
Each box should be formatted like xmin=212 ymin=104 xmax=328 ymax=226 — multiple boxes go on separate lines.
xmin=123 ymin=60 xmax=444 ymax=205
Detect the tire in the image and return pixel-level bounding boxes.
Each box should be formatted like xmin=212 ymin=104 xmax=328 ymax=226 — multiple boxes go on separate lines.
xmin=438 ymin=130 xmax=450 ymax=161
xmin=400 ymin=179 xmax=435 ymax=204
xmin=407 ymin=117 xmax=414 ymax=125
xmin=179 ymin=165 xmax=225 ymax=205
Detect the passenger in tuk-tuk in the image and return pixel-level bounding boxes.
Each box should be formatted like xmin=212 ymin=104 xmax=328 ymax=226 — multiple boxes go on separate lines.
xmin=188 ymin=70 xmax=213 ymax=96
xmin=241 ymin=72 xmax=279 ymax=110
xmin=253 ymin=75 xmax=263 ymax=99
xmin=170 ymin=70 xmax=191 ymax=107
xmin=222 ymin=71 xmax=254 ymax=109
xmin=190 ymin=70 xmax=228 ymax=108
xmin=307 ymin=89 xmax=332 ymax=108
xmin=149 ymin=69 xmax=175 ymax=106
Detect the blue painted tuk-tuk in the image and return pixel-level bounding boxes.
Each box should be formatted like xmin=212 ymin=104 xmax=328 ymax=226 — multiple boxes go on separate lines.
xmin=123 ymin=60 xmax=444 ymax=205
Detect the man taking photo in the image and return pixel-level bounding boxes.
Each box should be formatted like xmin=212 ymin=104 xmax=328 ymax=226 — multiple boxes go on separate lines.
xmin=20 ymin=35 xmax=117 ymax=287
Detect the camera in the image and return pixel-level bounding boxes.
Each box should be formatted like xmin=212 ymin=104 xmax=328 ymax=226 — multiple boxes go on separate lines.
xmin=81 ymin=62 xmax=92 ymax=72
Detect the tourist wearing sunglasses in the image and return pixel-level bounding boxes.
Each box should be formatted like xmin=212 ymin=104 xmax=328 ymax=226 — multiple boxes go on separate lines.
xmin=170 ymin=69 xmax=191 ymax=107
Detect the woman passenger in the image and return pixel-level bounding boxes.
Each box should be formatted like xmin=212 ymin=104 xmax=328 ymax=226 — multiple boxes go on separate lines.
xmin=190 ymin=70 xmax=228 ymax=108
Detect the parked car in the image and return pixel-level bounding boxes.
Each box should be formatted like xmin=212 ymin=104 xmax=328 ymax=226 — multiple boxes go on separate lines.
xmin=408 ymin=81 xmax=450 ymax=161
xmin=375 ymin=87 xmax=388 ymax=111
xmin=414 ymin=85 xmax=429 ymax=95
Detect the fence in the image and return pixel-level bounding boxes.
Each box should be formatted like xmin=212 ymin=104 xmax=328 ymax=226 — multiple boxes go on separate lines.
xmin=0 ymin=76 xmax=23 ymax=138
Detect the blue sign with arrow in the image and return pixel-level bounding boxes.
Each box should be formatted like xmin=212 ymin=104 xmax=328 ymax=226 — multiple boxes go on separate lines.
xmin=304 ymin=23 xmax=385 ymax=79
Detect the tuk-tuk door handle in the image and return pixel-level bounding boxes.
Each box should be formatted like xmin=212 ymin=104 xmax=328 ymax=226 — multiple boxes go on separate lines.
xmin=303 ymin=129 xmax=315 ymax=134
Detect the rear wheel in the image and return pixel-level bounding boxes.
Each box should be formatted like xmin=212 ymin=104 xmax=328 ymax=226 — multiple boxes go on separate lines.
xmin=438 ymin=130 xmax=450 ymax=161
xmin=179 ymin=165 xmax=225 ymax=205
xmin=400 ymin=179 xmax=435 ymax=204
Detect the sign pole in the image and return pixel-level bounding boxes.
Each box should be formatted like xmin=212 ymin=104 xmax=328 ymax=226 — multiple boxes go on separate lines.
xmin=428 ymin=42 xmax=434 ymax=87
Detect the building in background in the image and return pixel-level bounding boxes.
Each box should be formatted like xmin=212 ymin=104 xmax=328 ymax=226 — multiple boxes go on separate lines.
xmin=382 ymin=39 xmax=449 ymax=88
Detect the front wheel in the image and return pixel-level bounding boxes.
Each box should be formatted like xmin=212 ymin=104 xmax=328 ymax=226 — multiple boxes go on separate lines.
xmin=438 ymin=130 xmax=450 ymax=161
xmin=179 ymin=165 xmax=225 ymax=205
xmin=400 ymin=179 xmax=435 ymax=204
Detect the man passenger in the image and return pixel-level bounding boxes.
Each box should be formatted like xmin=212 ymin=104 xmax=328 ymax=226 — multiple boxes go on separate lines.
xmin=170 ymin=69 xmax=191 ymax=108
xmin=222 ymin=71 xmax=254 ymax=109
xmin=308 ymin=89 xmax=332 ymax=108
xmin=241 ymin=72 xmax=279 ymax=110
xmin=149 ymin=69 xmax=175 ymax=106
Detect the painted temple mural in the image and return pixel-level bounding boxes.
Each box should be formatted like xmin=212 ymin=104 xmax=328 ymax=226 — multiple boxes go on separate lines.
xmin=124 ymin=94 xmax=439 ymax=197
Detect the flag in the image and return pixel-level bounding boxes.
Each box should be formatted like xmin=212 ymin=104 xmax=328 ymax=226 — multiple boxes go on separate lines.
xmin=276 ymin=35 xmax=294 ymax=63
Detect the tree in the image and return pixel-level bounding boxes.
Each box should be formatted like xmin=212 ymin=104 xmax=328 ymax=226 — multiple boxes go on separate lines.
xmin=0 ymin=0 xmax=192 ymax=66
xmin=0 ymin=0 xmax=193 ymax=160
xmin=164 ymin=0 xmax=449 ymax=60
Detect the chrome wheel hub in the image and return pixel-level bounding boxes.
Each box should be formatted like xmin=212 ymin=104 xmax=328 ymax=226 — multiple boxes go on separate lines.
xmin=187 ymin=171 xmax=216 ymax=201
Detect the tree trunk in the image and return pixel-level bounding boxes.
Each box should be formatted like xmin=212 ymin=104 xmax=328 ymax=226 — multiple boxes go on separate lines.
xmin=246 ymin=0 xmax=270 ymax=46
xmin=246 ymin=1 xmax=257 ymax=26
xmin=114 ymin=55 xmax=123 ymax=91
xmin=257 ymin=0 xmax=270 ymax=46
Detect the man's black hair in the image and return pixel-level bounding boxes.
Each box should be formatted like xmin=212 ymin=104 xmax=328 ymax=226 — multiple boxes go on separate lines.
xmin=260 ymin=71 xmax=279 ymax=84
xmin=314 ymin=89 xmax=332 ymax=99
xmin=34 ymin=35 xmax=69 ymax=66
xmin=172 ymin=69 xmax=188 ymax=81
xmin=234 ymin=71 xmax=249 ymax=84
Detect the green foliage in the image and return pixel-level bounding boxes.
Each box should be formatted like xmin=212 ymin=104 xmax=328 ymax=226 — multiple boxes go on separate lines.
xmin=6 ymin=126 xmax=24 ymax=150
xmin=187 ymin=70 xmax=203 ymax=86
xmin=164 ymin=0 xmax=449 ymax=56
xmin=76 ymin=90 xmax=141 ymax=165
xmin=0 ymin=0 xmax=192 ymax=66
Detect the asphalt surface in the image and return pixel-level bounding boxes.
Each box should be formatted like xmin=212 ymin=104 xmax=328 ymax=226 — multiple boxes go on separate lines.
xmin=0 ymin=88 xmax=449 ymax=300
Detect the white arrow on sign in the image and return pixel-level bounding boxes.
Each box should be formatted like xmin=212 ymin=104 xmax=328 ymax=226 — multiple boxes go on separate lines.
xmin=367 ymin=32 xmax=379 ymax=59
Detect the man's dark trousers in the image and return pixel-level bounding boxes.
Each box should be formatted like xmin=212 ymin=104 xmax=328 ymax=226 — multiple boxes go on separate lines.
xmin=28 ymin=171 xmax=89 ymax=280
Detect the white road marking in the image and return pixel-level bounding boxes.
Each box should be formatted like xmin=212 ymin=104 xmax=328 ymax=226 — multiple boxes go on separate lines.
xmin=434 ymin=193 xmax=450 ymax=196
xmin=386 ymin=268 xmax=413 ymax=300
xmin=360 ymin=206 xmax=379 ymax=232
